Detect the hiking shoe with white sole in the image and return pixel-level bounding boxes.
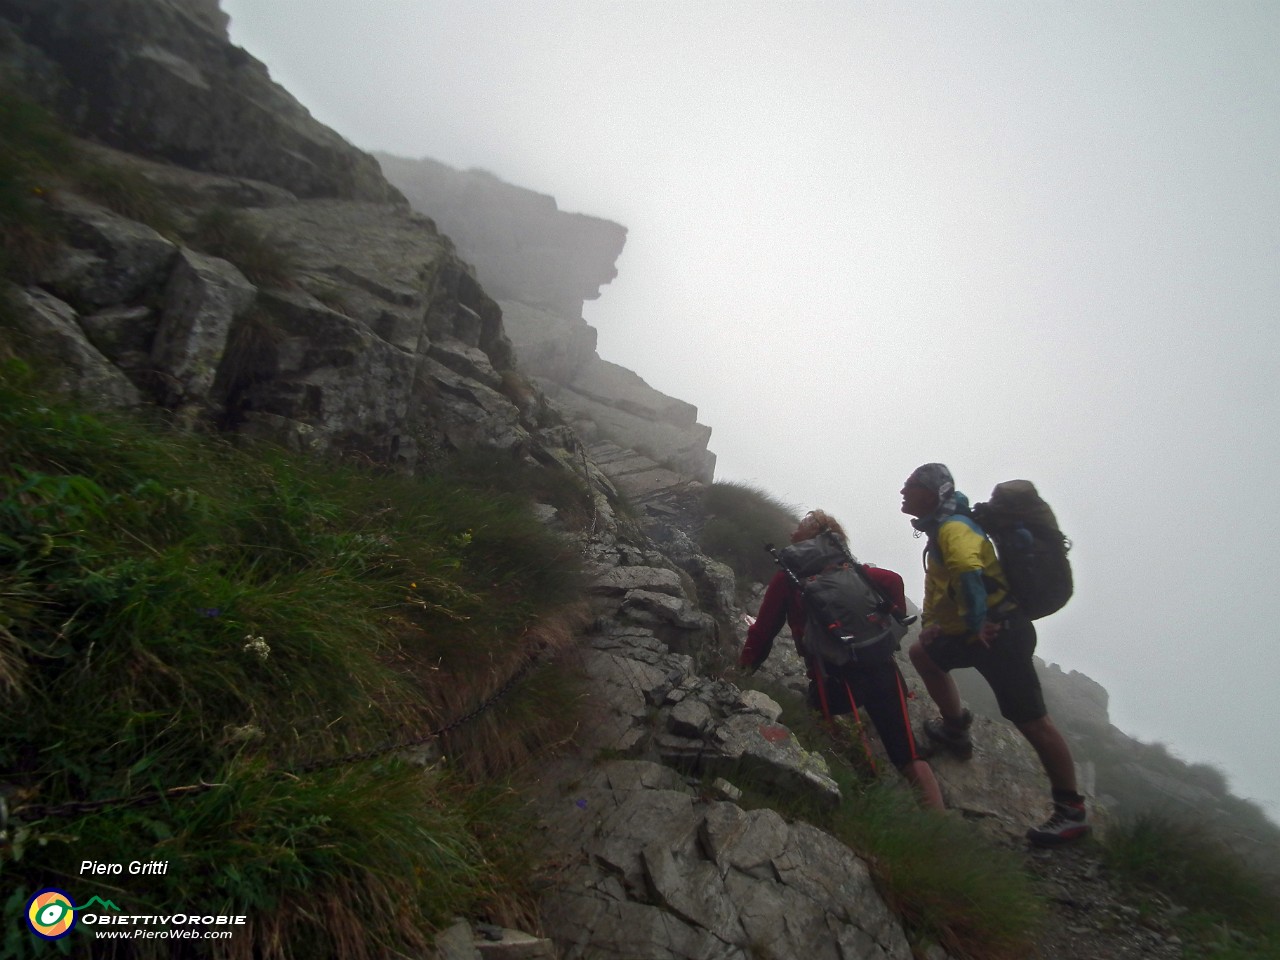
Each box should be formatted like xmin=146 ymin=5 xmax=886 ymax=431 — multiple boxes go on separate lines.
xmin=923 ymin=709 xmax=973 ymax=760
xmin=1026 ymin=800 xmax=1091 ymax=847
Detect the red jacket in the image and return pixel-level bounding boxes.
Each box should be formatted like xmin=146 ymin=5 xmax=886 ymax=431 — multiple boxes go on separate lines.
xmin=738 ymin=565 xmax=907 ymax=671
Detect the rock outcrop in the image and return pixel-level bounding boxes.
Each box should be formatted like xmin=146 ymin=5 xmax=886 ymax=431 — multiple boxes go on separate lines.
xmin=373 ymin=156 xmax=624 ymax=317
xmin=0 ymin=0 xmax=401 ymax=203
xmin=535 ymin=761 xmax=911 ymax=960
xmin=375 ymin=153 xmax=717 ymax=484
xmin=6 ymin=149 xmax=568 ymax=470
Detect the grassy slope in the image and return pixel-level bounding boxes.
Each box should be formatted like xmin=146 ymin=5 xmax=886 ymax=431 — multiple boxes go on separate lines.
xmin=0 ymin=362 xmax=587 ymax=959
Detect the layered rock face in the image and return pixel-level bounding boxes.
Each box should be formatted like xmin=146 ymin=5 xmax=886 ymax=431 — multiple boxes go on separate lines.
xmin=375 ymin=153 xmax=718 ymax=486
xmin=0 ymin=0 xmax=572 ymax=470
xmin=0 ymin=0 xmax=400 ymax=203
xmin=3 ymin=146 xmax=569 ymax=469
xmin=374 ymin=156 xmax=624 ymax=316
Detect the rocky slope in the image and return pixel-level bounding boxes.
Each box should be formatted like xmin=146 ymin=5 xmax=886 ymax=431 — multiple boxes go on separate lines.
xmin=379 ymin=73 xmax=1278 ymax=887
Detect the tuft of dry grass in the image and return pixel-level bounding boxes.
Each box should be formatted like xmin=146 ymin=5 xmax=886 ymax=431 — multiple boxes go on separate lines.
xmin=188 ymin=205 xmax=296 ymax=288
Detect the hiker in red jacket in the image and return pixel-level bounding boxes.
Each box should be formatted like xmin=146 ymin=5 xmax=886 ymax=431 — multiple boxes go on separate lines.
xmin=738 ymin=510 xmax=944 ymax=811
xmin=901 ymin=462 xmax=1090 ymax=846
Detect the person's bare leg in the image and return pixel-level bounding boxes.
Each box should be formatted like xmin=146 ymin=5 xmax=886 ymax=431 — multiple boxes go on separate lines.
xmin=1016 ymin=715 xmax=1078 ymax=794
xmin=908 ymin=641 xmax=964 ymax=720
xmin=902 ymin=759 xmax=946 ymax=810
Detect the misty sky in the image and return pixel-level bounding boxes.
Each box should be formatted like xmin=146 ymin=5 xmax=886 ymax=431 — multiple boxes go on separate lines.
xmin=220 ymin=0 xmax=1280 ymax=819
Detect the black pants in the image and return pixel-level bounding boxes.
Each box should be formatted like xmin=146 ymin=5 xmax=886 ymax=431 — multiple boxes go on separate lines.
xmin=924 ymin=613 xmax=1045 ymax=724
xmin=809 ymin=659 xmax=922 ymax=768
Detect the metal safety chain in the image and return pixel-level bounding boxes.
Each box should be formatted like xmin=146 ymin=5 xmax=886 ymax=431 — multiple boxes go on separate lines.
xmin=578 ymin=442 xmax=601 ymax=538
xmin=4 ymin=644 xmax=547 ymax=829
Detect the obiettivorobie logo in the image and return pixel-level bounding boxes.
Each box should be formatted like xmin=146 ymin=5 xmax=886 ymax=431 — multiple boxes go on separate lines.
xmin=24 ymin=887 xmax=247 ymax=941
xmin=25 ymin=889 xmax=120 ymax=940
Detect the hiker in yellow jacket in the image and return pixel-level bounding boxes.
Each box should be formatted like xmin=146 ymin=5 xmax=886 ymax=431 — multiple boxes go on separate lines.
xmin=900 ymin=462 xmax=1090 ymax=847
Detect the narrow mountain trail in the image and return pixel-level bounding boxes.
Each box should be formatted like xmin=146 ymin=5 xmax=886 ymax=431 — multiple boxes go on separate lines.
xmin=1015 ymin=835 xmax=1187 ymax=960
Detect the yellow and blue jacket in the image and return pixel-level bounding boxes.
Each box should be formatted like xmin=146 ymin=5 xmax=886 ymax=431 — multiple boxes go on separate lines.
xmin=920 ymin=508 xmax=1014 ymax=637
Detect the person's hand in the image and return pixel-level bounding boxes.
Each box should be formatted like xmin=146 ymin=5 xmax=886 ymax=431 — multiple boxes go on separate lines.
xmin=919 ymin=624 xmax=942 ymax=646
xmin=976 ymin=619 xmax=1002 ymax=648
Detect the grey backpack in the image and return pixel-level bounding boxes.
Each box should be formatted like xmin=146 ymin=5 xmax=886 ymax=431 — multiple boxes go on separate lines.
xmin=772 ymin=533 xmax=906 ymax=668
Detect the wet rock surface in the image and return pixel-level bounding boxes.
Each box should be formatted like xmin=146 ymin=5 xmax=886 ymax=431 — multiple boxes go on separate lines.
xmin=531 ymin=760 xmax=911 ymax=960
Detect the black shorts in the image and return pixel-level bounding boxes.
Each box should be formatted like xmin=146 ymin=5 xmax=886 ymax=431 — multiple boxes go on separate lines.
xmin=813 ymin=660 xmax=922 ymax=769
xmin=924 ymin=613 xmax=1046 ymax=725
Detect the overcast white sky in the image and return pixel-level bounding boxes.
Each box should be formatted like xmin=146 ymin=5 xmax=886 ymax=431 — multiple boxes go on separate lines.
xmin=220 ymin=0 xmax=1280 ymax=820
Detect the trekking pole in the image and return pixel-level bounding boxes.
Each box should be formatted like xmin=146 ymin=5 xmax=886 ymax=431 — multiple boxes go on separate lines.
xmin=765 ymin=541 xmax=801 ymax=589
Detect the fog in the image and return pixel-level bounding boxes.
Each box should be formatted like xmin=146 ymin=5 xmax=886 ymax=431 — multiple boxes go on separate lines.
xmin=220 ymin=0 xmax=1280 ymax=820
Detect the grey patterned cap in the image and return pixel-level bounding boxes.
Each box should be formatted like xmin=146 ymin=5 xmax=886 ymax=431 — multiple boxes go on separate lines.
xmin=908 ymin=462 xmax=957 ymax=517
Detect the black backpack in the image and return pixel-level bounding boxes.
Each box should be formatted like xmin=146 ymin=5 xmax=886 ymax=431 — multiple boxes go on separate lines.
xmin=971 ymin=480 xmax=1073 ymax=620
xmin=770 ymin=533 xmax=907 ymax=668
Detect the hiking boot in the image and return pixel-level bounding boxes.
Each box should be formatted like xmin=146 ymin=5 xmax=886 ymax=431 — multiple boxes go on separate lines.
xmin=923 ymin=709 xmax=973 ymax=760
xmin=1026 ymin=799 xmax=1091 ymax=847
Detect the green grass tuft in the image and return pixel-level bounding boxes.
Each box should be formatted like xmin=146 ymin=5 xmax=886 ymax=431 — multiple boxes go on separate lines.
xmin=0 ymin=90 xmax=72 ymax=282
xmin=1103 ymin=812 xmax=1280 ymax=958
xmin=698 ymin=480 xmax=800 ymax=594
xmin=71 ymin=160 xmax=179 ymax=237
xmin=0 ymin=90 xmax=180 ymax=279
xmin=833 ymin=777 xmax=1043 ymax=959
xmin=187 ymin=206 xmax=296 ymax=288
xmin=441 ymin=446 xmax=598 ymax=532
